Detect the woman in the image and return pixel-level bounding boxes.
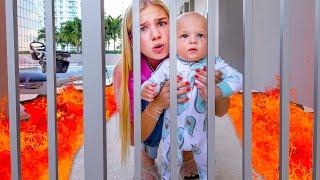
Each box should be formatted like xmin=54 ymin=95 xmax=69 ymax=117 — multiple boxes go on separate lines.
xmin=113 ymin=0 xmax=230 ymax=179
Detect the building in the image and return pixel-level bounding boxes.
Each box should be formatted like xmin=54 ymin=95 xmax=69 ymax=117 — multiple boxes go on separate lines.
xmin=17 ymin=0 xmax=44 ymax=52
xmin=54 ymin=0 xmax=79 ymax=29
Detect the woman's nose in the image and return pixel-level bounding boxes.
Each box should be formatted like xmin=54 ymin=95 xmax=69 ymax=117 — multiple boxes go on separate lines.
xmin=150 ymin=27 xmax=161 ymax=40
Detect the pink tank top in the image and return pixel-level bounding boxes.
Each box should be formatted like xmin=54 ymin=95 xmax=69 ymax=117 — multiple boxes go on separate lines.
xmin=128 ymin=55 xmax=153 ymax=123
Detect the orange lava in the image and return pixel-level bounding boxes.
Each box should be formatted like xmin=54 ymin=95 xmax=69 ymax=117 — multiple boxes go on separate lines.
xmin=0 ymin=85 xmax=116 ymax=180
xmin=228 ymin=87 xmax=313 ymax=179
xmin=0 ymin=83 xmax=314 ymax=179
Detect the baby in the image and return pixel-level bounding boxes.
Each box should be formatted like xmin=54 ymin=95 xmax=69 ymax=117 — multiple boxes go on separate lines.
xmin=141 ymin=12 xmax=243 ymax=179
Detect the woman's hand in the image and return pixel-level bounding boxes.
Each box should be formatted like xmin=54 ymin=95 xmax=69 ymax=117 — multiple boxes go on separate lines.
xmin=194 ymin=66 xmax=223 ymax=101
xmin=152 ymin=76 xmax=191 ymax=110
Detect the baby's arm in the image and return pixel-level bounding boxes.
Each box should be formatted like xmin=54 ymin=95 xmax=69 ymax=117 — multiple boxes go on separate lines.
xmin=215 ymin=56 xmax=243 ymax=97
xmin=141 ymin=83 xmax=157 ymax=102
xmin=141 ymin=59 xmax=170 ymax=102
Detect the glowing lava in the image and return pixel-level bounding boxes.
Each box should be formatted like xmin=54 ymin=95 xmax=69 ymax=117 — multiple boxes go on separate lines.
xmin=0 ymin=85 xmax=116 ymax=180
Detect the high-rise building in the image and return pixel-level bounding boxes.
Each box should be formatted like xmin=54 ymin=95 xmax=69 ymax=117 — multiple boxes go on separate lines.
xmin=17 ymin=0 xmax=44 ymax=51
xmin=54 ymin=0 xmax=79 ymax=29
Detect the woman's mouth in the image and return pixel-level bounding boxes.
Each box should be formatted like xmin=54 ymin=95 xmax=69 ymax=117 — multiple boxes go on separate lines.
xmin=152 ymin=44 xmax=165 ymax=53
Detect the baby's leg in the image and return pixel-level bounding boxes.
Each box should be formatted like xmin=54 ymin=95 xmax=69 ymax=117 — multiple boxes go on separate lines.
xmin=193 ymin=139 xmax=208 ymax=180
xmin=161 ymin=133 xmax=171 ymax=179
xmin=161 ymin=136 xmax=184 ymax=179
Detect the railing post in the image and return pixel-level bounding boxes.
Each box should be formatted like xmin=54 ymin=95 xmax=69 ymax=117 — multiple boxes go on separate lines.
xmin=243 ymin=0 xmax=253 ymax=179
xmin=207 ymin=0 xmax=216 ymax=179
xmin=82 ymin=0 xmax=107 ymax=179
xmin=313 ymin=0 xmax=320 ymax=178
xmin=132 ymin=0 xmax=142 ymax=179
xmin=169 ymin=1 xmax=178 ymax=179
xmin=45 ymin=0 xmax=58 ymax=179
xmin=5 ymin=0 xmax=21 ymax=179
xmin=279 ymin=0 xmax=291 ymax=179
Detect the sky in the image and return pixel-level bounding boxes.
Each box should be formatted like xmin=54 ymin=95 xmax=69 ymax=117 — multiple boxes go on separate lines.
xmin=77 ymin=0 xmax=131 ymax=18
xmin=104 ymin=0 xmax=132 ymax=17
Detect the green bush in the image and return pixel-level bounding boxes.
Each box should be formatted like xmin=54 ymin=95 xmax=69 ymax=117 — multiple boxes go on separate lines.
xmin=105 ymin=50 xmax=121 ymax=54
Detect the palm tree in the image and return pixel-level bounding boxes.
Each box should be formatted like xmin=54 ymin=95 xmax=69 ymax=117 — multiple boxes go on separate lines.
xmin=105 ymin=15 xmax=122 ymax=51
xmin=105 ymin=16 xmax=112 ymax=50
xmin=37 ymin=28 xmax=45 ymax=41
xmin=59 ymin=17 xmax=82 ymax=53
xmin=113 ymin=15 xmax=122 ymax=51
xmin=37 ymin=27 xmax=66 ymax=50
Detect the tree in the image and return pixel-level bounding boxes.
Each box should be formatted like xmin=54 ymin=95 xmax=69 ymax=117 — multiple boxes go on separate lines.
xmin=105 ymin=15 xmax=122 ymax=51
xmin=59 ymin=17 xmax=82 ymax=53
xmin=37 ymin=28 xmax=45 ymax=41
xmin=105 ymin=16 xmax=112 ymax=50
xmin=37 ymin=27 xmax=66 ymax=50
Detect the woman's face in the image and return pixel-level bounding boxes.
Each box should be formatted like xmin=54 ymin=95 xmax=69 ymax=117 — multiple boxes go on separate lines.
xmin=139 ymin=5 xmax=169 ymax=61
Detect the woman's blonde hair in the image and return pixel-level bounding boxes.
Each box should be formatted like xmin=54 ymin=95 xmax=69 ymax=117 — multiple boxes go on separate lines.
xmin=118 ymin=0 xmax=169 ymax=165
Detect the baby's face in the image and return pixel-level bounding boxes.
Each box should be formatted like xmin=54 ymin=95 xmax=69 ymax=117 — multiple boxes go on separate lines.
xmin=177 ymin=13 xmax=207 ymax=62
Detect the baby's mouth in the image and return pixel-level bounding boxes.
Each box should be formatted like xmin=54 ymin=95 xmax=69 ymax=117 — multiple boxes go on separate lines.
xmin=188 ymin=48 xmax=198 ymax=52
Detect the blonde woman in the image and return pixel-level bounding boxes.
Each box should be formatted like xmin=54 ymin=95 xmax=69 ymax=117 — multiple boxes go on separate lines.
xmin=113 ymin=0 xmax=230 ymax=179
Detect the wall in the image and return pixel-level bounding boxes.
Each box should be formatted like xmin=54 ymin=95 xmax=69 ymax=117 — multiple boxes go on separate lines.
xmin=219 ymin=0 xmax=315 ymax=107
xmin=252 ymin=0 xmax=315 ymax=107
xmin=219 ymin=0 xmax=244 ymax=73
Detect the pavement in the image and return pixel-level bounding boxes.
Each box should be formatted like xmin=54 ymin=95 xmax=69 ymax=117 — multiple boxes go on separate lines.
xmin=70 ymin=114 xmax=251 ymax=180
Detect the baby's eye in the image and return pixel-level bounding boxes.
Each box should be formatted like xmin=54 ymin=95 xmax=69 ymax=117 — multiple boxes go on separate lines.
xmin=197 ymin=34 xmax=205 ymax=38
xmin=181 ymin=34 xmax=188 ymax=38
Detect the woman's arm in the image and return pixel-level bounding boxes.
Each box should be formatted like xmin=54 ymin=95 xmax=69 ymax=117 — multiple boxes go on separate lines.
xmin=141 ymin=78 xmax=190 ymax=141
xmin=113 ymin=64 xmax=122 ymax=108
xmin=140 ymin=81 xmax=169 ymax=141
xmin=114 ymin=63 xmax=168 ymax=142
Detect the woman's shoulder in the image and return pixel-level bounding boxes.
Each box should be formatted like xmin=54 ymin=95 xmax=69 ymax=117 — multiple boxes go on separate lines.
xmin=113 ymin=62 xmax=122 ymax=79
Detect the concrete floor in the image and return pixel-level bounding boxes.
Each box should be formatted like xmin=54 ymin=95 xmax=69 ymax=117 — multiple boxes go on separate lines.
xmin=70 ymin=114 xmax=248 ymax=180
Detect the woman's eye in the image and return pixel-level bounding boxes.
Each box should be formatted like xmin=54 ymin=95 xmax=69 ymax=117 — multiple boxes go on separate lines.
xmin=158 ymin=21 xmax=166 ymax=27
xmin=140 ymin=27 xmax=146 ymax=32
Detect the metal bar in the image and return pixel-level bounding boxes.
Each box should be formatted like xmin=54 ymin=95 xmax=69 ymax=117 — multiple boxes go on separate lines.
xmin=5 ymin=0 xmax=21 ymax=179
xmin=207 ymin=0 xmax=216 ymax=179
xmin=169 ymin=1 xmax=178 ymax=179
xmin=82 ymin=0 xmax=107 ymax=179
xmin=45 ymin=0 xmax=58 ymax=179
xmin=132 ymin=0 xmax=142 ymax=179
xmin=279 ymin=0 xmax=291 ymax=179
xmin=313 ymin=0 xmax=320 ymax=178
xmin=242 ymin=0 xmax=253 ymax=179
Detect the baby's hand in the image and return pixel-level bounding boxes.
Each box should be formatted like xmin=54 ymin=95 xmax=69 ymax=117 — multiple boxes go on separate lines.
xmin=141 ymin=83 xmax=158 ymax=102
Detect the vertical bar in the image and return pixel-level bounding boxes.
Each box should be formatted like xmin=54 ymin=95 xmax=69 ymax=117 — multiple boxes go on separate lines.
xmin=132 ymin=0 xmax=142 ymax=179
xmin=207 ymin=0 xmax=216 ymax=179
xmin=243 ymin=0 xmax=253 ymax=179
xmin=45 ymin=0 xmax=58 ymax=179
xmin=5 ymin=0 xmax=21 ymax=179
xmin=313 ymin=0 xmax=320 ymax=178
xmin=169 ymin=1 xmax=178 ymax=179
xmin=82 ymin=0 xmax=107 ymax=179
xmin=279 ymin=0 xmax=291 ymax=179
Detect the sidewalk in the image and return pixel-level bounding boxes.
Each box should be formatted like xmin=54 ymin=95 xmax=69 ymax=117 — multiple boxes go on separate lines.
xmin=70 ymin=114 xmax=249 ymax=180
xmin=70 ymin=114 xmax=134 ymax=180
